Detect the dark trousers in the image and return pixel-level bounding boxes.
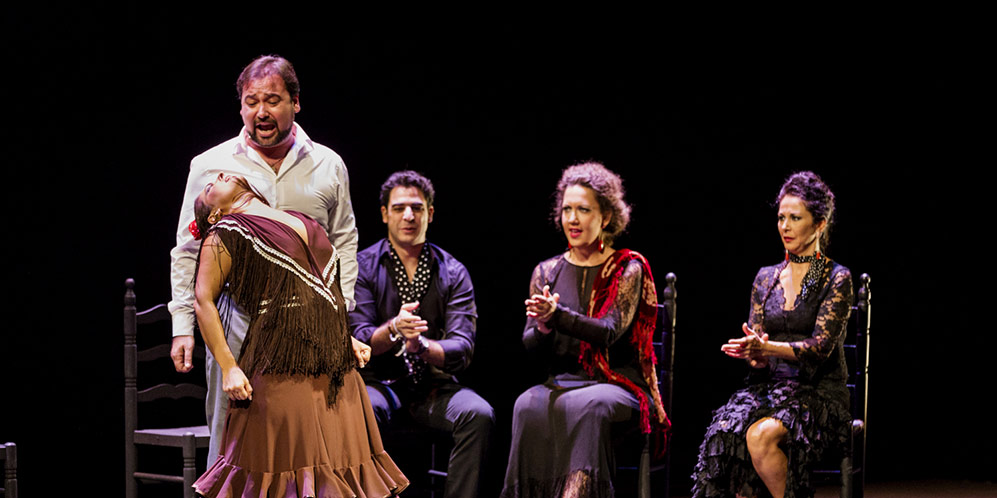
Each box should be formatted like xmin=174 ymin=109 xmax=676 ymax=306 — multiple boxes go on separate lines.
xmin=366 ymin=379 xmax=494 ymax=498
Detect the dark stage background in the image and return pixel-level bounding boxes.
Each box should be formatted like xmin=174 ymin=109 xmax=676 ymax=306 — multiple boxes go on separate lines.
xmin=2 ymin=10 xmax=989 ymax=497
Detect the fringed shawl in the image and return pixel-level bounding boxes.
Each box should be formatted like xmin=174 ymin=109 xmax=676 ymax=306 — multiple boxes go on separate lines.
xmin=578 ymin=249 xmax=671 ymax=442
xmin=207 ymin=212 xmax=354 ymax=406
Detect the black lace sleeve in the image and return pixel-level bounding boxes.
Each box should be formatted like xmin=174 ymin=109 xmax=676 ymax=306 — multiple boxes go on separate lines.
xmin=747 ymin=266 xmax=777 ymax=332
xmin=522 ymin=258 xmax=557 ymax=351
xmin=548 ymin=259 xmax=643 ymax=348
xmin=790 ymin=265 xmax=853 ymax=376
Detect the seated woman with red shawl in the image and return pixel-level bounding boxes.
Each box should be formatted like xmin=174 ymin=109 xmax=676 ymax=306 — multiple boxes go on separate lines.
xmin=501 ymin=162 xmax=670 ymax=498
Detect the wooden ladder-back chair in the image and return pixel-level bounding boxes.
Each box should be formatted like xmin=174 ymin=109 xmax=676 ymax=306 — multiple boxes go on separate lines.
xmin=124 ymin=278 xmax=210 ymax=498
xmin=814 ymin=272 xmax=871 ymax=498
xmin=617 ymin=271 xmax=677 ymax=498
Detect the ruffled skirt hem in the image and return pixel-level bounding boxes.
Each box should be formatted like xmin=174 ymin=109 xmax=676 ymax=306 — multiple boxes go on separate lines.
xmin=501 ymin=469 xmax=614 ymax=498
xmin=690 ymin=379 xmax=850 ymax=498
xmin=193 ymin=450 xmax=407 ymax=498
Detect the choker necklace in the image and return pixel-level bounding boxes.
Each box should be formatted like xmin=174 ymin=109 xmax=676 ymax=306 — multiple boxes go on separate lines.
xmin=787 ymin=251 xmax=819 ymax=264
xmin=786 ymin=250 xmax=825 ymax=302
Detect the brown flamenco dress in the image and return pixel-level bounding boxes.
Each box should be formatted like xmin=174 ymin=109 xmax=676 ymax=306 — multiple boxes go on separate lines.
xmin=192 ymin=212 xmax=408 ymax=497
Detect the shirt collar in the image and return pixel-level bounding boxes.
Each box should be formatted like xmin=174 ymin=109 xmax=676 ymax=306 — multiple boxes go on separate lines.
xmin=377 ymin=238 xmax=436 ymax=265
xmin=232 ymin=122 xmax=314 ymax=158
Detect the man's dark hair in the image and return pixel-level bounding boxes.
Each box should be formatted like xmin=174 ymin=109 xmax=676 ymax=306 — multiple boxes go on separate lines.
xmin=236 ymin=55 xmax=300 ymax=100
xmin=379 ymin=170 xmax=435 ymax=208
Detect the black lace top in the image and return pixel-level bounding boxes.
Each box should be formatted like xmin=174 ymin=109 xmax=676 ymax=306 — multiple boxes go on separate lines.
xmin=522 ymin=254 xmax=647 ymax=389
xmin=747 ymin=260 xmax=854 ymax=405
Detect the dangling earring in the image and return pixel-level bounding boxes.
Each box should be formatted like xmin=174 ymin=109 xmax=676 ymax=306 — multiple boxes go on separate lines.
xmin=598 ymin=238 xmax=605 ymax=252
xmin=815 ymin=236 xmax=822 ymax=260
xmin=785 ymin=249 xmax=790 ymax=262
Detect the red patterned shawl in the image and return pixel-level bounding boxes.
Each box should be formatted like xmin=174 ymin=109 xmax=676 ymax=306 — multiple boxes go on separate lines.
xmin=578 ymin=249 xmax=671 ymax=443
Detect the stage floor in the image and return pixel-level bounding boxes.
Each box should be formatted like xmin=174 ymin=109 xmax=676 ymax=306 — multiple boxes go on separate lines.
xmin=816 ymin=480 xmax=996 ymax=498
xmin=669 ymin=480 xmax=996 ymax=498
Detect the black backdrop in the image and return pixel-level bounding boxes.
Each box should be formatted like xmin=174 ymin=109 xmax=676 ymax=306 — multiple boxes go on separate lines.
xmin=2 ymin=9 xmax=989 ymax=496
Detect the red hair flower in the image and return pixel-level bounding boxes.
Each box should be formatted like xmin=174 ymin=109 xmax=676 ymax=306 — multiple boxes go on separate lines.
xmin=188 ymin=220 xmax=201 ymax=240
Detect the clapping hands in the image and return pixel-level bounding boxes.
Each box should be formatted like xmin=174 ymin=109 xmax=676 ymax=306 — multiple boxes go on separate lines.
xmin=525 ymin=285 xmax=560 ymax=334
xmin=720 ymin=323 xmax=770 ymax=368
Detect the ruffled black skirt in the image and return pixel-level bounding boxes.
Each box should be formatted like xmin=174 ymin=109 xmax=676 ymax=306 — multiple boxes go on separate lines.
xmin=691 ymin=379 xmax=850 ymax=498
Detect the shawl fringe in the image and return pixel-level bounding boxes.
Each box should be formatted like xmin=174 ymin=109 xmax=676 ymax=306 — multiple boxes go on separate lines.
xmin=209 ymin=216 xmax=354 ymax=406
xmin=578 ymin=250 xmax=671 ymax=450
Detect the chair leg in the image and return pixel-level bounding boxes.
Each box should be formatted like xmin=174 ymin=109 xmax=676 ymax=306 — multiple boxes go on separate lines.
xmin=183 ymin=434 xmax=197 ymax=498
xmin=3 ymin=443 xmax=17 ymax=498
xmin=429 ymin=441 xmax=438 ymax=498
xmin=637 ymin=434 xmax=650 ymax=498
xmin=854 ymin=461 xmax=864 ymax=498
xmin=839 ymin=455 xmax=853 ymax=498
xmin=664 ymin=440 xmax=672 ymax=498
xmin=426 ymin=440 xmax=450 ymax=498
xmin=125 ymin=436 xmax=136 ymax=498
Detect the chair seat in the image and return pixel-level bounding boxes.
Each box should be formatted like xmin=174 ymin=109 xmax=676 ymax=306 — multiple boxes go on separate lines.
xmin=134 ymin=425 xmax=210 ymax=447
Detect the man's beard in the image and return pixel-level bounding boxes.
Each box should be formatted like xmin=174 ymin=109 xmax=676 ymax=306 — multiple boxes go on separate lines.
xmin=250 ymin=121 xmax=293 ymax=148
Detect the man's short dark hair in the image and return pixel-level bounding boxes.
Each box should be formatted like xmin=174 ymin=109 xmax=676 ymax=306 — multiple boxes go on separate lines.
xmin=236 ymin=55 xmax=300 ymax=100
xmin=379 ymin=170 xmax=435 ymax=208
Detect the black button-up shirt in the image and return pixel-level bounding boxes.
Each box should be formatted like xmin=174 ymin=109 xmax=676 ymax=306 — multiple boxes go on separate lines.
xmin=348 ymin=239 xmax=478 ymax=383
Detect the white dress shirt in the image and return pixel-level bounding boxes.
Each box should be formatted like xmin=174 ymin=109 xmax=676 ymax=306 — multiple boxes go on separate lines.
xmin=168 ymin=123 xmax=359 ymax=337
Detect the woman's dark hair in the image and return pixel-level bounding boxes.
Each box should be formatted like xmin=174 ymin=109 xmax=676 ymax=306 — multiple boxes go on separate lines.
xmin=194 ymin=176 xmax=269 ymax=239
xmin=776 ymin=171 xmax=836 ymax=248
xmin=552 ymin=161 xmax=631 ymax=245
xmin=379 ymin=170 xmax=435 ymax=208
xmin=194 ymin=196 xmax=213 ymax=242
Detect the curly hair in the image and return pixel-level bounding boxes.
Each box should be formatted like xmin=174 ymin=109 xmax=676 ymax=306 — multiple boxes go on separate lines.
xmin=236 ymin=55 xmax=300 ymax=100
xmin=379 ymin=170 xmax=435 ymax=208
xmin=552 ymin=161 xmax=631 ymax=245
xmin=775 ymin=171 xmax=836 ymax=249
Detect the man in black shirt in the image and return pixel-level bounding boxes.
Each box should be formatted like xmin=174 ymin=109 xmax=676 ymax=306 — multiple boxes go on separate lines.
xmin=349 ymin=170 xmax=493 ymax=498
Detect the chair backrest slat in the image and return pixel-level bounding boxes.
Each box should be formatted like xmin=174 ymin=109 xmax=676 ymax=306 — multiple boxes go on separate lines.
xmin=137 ymin=383 xmax=208 ymax=402
xmin=123 ymin=278 xmax=207 ymax=420
xmin=136 ymin=303 xmax=171 ymax=324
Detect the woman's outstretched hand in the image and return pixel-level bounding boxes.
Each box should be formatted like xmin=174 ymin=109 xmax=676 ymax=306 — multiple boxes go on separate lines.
xmin=721 ymin=323 xmax=770 ymax=368
xmin=526 ymin=285 xmax=560 ymax=334
xmin=222 ymin=365 xmax=253 ymax=401
xmin=352 ymin=336 xmax=372 ymax=368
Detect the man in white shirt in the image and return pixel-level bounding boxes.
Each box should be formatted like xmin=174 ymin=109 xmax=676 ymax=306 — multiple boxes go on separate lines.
xmin=167 ymin=55 xmax=359 ymax=462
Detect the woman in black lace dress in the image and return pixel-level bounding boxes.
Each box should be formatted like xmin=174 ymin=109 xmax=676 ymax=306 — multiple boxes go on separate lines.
xmin=691 ymin=171 xmax=853 ymax=498
xmin=501 ymin=162 xmax=669 ymax=498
